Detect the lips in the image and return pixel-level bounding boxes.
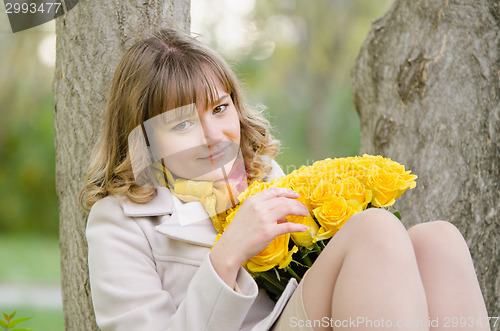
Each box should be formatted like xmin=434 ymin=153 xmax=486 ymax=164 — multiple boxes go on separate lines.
xmin=199 ymin=146 xmax=228 ymax=160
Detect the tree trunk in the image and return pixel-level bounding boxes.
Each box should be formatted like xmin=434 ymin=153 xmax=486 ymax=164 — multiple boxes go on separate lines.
xmin=53 ymin=1 xmax=190 ymax=328
xmin=352 ymin=0 xmax=499 ymax=320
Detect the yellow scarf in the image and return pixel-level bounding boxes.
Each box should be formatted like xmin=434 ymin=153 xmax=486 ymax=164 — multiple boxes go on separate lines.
xmin=152 ymin=161 xmax=247 ymax=234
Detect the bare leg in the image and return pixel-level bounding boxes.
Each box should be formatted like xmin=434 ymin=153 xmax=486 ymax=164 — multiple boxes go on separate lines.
xmin=407 ymin=221 xmax=490 ymax=331
xmin=302 ymin=208 xmax=429 ymax=330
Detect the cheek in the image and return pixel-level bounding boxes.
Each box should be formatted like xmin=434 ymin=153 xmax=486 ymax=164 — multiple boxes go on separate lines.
xmin=228 ymin=111 xmax=242 ymax=143
xmin=150 ymin=132 xmax=194 ymax=160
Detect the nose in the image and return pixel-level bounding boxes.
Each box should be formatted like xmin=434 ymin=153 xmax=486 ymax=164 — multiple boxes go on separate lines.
xmin=200 ymin=118 xmax=224 ymax=146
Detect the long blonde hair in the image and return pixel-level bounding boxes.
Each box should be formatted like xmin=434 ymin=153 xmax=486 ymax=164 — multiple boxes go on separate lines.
xmin=79 ymin=28 xmax=280 ymax=211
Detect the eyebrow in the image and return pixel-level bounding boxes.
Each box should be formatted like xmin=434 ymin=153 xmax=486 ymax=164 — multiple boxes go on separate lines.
xmin=158 ymin=104 xmax=198 ymax=126
xmin=154 ymin=94 xmax=231 ymax=126
xmin=208 ymin=93 xmax=230 ymax=107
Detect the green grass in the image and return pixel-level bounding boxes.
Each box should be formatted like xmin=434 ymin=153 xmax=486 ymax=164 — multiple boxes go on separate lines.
xmin=0 ymin=234 xmax=63 ymax=330
xmin=0 ymin=306 xmax=64 ymax=331
xmin=0 ymin=234 xmax=60 ymax=283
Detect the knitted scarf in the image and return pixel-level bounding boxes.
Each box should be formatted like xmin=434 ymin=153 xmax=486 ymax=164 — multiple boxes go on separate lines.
xmin=152 ymin=159 xmax=248 ymax=233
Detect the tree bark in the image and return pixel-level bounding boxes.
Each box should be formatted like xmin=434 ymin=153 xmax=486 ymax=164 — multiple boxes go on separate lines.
xmin=53 ymin=1 xmax=190 ymax=329
xmin=352 ymin=0 xmax=499 ymax=319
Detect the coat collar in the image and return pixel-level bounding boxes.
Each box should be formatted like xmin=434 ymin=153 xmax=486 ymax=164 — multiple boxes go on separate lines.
xmin=120 ymin=187 xmax=217 ymax=247
xmin=121 ymin=186 xmax=174 ymax=216
xmin=119 ymin=160 xmax=284 ymax=248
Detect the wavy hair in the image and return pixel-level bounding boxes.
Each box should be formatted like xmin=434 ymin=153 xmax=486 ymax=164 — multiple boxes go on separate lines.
xmin=79 ymin=28 xmax=280 ymax=210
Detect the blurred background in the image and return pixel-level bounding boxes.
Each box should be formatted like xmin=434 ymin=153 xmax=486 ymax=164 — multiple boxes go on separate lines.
xmin=0 ymin=0 xmax=392 ymax=329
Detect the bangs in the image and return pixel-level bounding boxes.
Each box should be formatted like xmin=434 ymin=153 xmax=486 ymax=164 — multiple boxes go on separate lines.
xmin=146 ymin=55 xmax=232 ymax=121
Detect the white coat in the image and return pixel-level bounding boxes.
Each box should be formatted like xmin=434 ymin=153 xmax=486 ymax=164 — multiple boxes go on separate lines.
xmin=86 ymin=160 xmax=298 ymax=331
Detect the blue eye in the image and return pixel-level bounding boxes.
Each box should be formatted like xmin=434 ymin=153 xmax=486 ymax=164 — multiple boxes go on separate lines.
xmin=213 ymin=104 xmax=227 ymax=114
xmin=171 ymin=120 xmax=193 ymax=132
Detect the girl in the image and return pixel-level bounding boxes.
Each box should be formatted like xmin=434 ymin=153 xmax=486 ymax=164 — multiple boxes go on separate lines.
xmin=80 ymin=28 xmax=490 ymax=331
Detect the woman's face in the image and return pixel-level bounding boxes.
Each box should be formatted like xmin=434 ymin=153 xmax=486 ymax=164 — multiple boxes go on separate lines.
xmin=146 ymin=82 xmax=241 ymax=181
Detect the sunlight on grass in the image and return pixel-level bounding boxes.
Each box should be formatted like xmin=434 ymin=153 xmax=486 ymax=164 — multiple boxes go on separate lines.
xmin=0 ymin=234 xmax=60 ymax=283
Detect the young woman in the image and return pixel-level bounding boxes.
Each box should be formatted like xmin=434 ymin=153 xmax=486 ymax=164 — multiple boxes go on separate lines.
xmin=80 ymin=28 xmax=490 ymax=331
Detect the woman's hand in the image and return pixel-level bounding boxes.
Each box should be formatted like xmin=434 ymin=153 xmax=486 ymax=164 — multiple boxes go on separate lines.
xmin=209 ymin=187 xmax=310 ymax=289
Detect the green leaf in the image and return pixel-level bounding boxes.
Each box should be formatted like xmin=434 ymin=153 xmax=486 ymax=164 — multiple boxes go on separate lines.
xmin=8 ymin=312 xmax=16 ymax=320
xmin=11 ymin=328 xmax=33 ymax=331
xmin=274 ymin=268 xmax=281 ymax=282
xmin=258 ymin=272 xmax=285 ymax=291
xmin=393 ymin=211 xmax=401 ymax=220
xmin=2 ymin=313 xmax=9 ymax=322
xmin=8 ymin=316 xmax=32 ymax=328
xmin=286 ymin=267 xmax=302 ymax=282
xmin=0 ymin=319 xmax=7 ymax=328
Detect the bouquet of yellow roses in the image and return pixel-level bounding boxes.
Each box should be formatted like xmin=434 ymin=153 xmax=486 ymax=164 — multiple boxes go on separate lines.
xmin=216 ymin=154 xmax=417 ymax=302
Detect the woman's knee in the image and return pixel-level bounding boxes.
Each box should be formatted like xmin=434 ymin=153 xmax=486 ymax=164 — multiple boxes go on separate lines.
xmin=348 ymin=208 xmax=406 ymax=234
xmin=407 ymin=221 xmax=478 ymax=283
xmin=342 ymin=208 xmax=410 ymax=249
xmin=408 ymin=221 xmax=469 ymax=257
xmin=408 ymin=221 xmax=466 ymax=247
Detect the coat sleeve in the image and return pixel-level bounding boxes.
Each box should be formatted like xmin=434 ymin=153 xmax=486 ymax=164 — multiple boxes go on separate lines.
xmin=86 ymin=197 xmax=260 ymax=331
xmin=266 ymin=159 xmax=286 ymax=180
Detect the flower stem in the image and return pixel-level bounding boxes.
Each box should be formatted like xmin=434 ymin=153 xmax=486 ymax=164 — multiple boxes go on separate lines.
xmin=312 ymin=243 xmax=322 ymax=254
xmin=302 ymin=255 xmax=312 ymax=268
xmin=259 ymin=272 xmax=285 ymax=291
xmin=287 ymin=268 xmax=302 ymax=282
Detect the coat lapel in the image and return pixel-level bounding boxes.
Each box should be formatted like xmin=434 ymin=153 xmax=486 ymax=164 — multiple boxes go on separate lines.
xmin=120 ymin=160 xmax=285 ymax=248
xmin=155 ymin=197 xmax=217 ymax=247
xmin=122 ymin=187 xmax=217 ymax=247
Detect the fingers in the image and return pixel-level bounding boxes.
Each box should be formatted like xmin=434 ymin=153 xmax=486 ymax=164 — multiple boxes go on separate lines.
xmin=275 ymin=222 xmax=309 ymax=237
xmin=263 ymin=197 xmax=309 ymax=217
xmin=267 ymin=205 xmax=309 ymax=225
xmin=269 ymin=197 xmax=308 ymax=213
xmin=276 ymin=217 xmax=292 ymax=224
xmin=234 ymin=186 xmax=311 ymax=239
xmin=257 ymin=187 xmax=301 ymax=200
xmin=243 ymin=187 xmax=307 ymax=219
xmin=276 ymin=217 xmax=287 ymax=224
xmin=256 ymin=196 xmax=310 ymax=237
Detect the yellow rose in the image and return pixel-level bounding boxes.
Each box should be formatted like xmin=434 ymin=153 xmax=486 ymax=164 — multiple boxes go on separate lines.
xmin=380 ymin=159 xmax=417 ymax=191
xmin=341 ymin=169 xmax=367 ymax=183
xmin=290 ymin=171 xmax=312 ymax=192
xmin=313 ymin=195 xmax=362 ymax=241
xmin=380 ymin=158 xmax=405 ymax=174
xmin=246 ymin=233 xmax=295 ymax=273
xmin=237 ymin=181 xmax=271 ymax=202
xmin=294 ymin=185 xmax=313 ymax=213
xmin=333 ymin=177 xmax=372 ymax=209
xmin=273 ymin=176 xmax=292 ymax=189
xmin=352 ymin=155 xmax=380 ymax=172
xmin=309 ymin=174 xmax=325 ymax=189
xmin=212 ymin=233 xmax=222 ymax=249
xmin=332 ymin=157 xmax=355 ymax=174
xmin=278 ymin=245 xmax=299 ymax=269
xmin=400 ymin=171 xmax=417 ymax=190
xmin=360 ymin=154 xmax=385 ymax=163
xmin=286 ymin=214 xmax=319 ymax=247
xmin=310 ymin=180 xmax=336 ymax=209
xmin=222 ymin=205 xmax=239 ymax=232
xmin=365 ymin=167 xmax=402 ymax=207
